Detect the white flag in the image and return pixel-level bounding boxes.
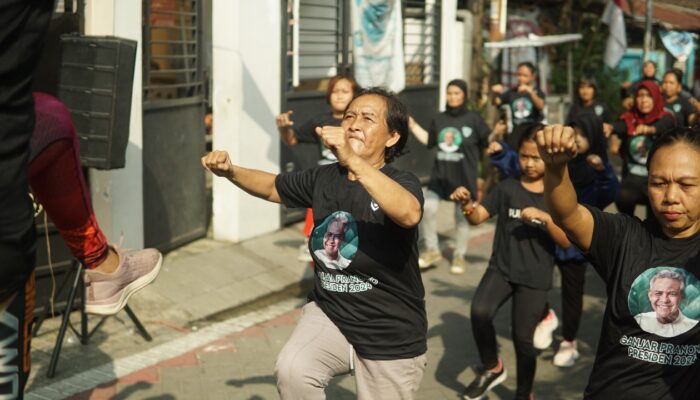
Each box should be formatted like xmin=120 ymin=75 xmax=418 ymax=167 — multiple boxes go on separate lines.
xmin=352 ymin=0 xmax=406 ymax=93
xmin=601 ymin=0 xmax=627 ymax=69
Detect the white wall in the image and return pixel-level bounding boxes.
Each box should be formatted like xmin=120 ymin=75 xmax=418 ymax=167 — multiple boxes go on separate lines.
xmin=439 ymin=0 xmax=459 ymax=110
xmin=84 ymin=0 xmax=144 ymax=249
xmin=212 ymin=0 xmax=282 ymax=242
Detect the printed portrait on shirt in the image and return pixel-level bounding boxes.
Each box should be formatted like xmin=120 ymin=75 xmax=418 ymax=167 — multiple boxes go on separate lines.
xmin=512 ymin=97 xmax=533 ymax=119
xmin=629 ymin=136 xmax=652 ymax=165
xmin=628 ymin=267 xmax=700 ymax=338
xmin=311 ymin=211 xmax=359 ymax=271
xmin=438 ymin=127 xmax=462 ymax=153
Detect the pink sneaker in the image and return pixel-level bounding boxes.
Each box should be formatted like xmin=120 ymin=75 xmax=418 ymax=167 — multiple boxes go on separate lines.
xmin=84 ymin=246 xmax=163 ymax=315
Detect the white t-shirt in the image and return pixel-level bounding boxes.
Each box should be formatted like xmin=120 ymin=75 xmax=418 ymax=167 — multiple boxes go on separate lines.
xmin=314 ymin=249 xmax=351 ymax=270
xmin=634 ymin=311 xmax=698 ymax=338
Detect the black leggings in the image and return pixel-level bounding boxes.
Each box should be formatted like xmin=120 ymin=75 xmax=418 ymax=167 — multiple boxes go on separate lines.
xmin=615 ymin=174 xmax=650 ymax=217
xmin=471 ymin=268 xmax=549 ymax=400
xmin=557 ymin=260 xmax=587 ymax=341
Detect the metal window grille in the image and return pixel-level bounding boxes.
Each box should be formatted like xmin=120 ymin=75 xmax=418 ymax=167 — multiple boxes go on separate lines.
xmin=403 ymin=0 xmax=441 ymax=86
xmin=284 ymin=0 xmax=440 ymax=92
xmin=285 ymin=0 xmax=349 ymax=92
xmin=143 ymin=0 xmax=203 ymax=103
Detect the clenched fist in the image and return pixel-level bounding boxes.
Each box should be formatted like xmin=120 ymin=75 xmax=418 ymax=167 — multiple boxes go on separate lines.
xmin=315 ymin=125 xmax=356 ymax=166
xmin=535 ymin=125 xmax=578 ymax=166
xmin=201 ymin=150 xmax=234 ymax=178
xmin=276 ymin=110 xmax=294 ymax=129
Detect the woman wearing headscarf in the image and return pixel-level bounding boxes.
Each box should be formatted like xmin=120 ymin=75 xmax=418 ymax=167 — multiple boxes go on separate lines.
xmin=409 ymin=79 xmax=490 ymax=274
xmin=610 ymin=80 xmax=675 ymax=217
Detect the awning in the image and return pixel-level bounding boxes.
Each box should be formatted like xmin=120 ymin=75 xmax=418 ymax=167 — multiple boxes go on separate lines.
xmin=484 ymin=33 xmax=583 ymax=49
xmin=619 ymin=0 xmax=700 ymax=31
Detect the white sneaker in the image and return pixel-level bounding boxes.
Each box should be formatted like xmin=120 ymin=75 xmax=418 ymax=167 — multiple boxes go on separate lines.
xmin=553 ymin=340 xmax=580 ymax=367
xmin=297 ymin=241 xmax=312 ymax=262
xmin=450 ymin=257 xmax=467 ymax=274
xmin=418 ymin=249 xmax=443 ymax=270
xmin=533 ymin=309 xmax=559 ymax=349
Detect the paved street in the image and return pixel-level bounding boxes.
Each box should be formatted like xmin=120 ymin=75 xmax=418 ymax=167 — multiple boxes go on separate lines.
xmin=25 ymin=202 xmax=609 ymax=400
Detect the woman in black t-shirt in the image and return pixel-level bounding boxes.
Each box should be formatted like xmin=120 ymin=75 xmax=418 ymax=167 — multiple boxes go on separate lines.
xmin=611 ymin=81 xmax=675 ymax=217
xmin=408 ymin=79 xmax=490 ymax=274
xmin=566 ymin=75 xmax=612 ymax=126
xmin=276 ymin=75 xmax=360 ymax=261
xmin=539 ymin=125 xmax=700 ymax=399
xmin=450 ymin=127 xmax=571 ymax=400
xmin=661 ymin=69 xmax=697 ymax=127
xmin=204 ymin=88 xmax=428 ymax=399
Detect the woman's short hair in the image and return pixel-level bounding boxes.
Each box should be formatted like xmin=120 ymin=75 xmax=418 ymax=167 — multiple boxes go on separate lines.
xmin=663 ymin=69 xmax=683 ymax=84
xmin=353 ymin=87 xmax=409 ymax=164
xmin=647 ymin=126 xmax=700 ymax=168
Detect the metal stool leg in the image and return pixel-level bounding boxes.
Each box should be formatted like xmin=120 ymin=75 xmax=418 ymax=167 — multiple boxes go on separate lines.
xmin=125 ymin=305 xmax=152 ymax=341
xmin=46 ymin=262 xmax=83 ymax=378
xmin=45 ymin=259 xmax=154 ymax=377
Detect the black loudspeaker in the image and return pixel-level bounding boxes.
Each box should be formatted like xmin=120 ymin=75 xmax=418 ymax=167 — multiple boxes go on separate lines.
xmin=58 ymin=34 xmax=137 ymax=169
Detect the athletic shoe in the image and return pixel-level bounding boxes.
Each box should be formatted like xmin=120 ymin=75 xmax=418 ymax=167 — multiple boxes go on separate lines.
xmin=553 ymin=340 xmax=580 ymax=367
xmin=533 ymin=309 xmax=559 ymax=349
xmin=462 ymin=365 xmax=507 ymax=400
xmin=418 ymin=249 xmax=443 ymax=270
xmin=450 ymin=257 xmax=467 ymax=274
xmin=297 ymin=241 xmax=312 ymax=262
xmin=84 ymin=246 xmax=163 ymax=315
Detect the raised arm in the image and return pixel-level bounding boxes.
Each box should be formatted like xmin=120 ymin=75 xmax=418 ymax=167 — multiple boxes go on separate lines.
xmin=202 ymin=150 xmax=281 ymax=203
xmin=449 ymin=186 xmax=490 ymax=225
xmin=276 ymin=110 xmax=298 ymax=146
xmin=408 ymin=116 xmax=429 ymax=145
xmin=316 ymin=126 xmax=422 ymax=228
xmin=536 ymin=125 xmax=594 ymax=251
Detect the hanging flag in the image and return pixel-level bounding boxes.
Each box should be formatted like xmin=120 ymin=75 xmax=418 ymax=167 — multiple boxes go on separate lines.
xmin=659 ymin=30 xmax=694 ymax=62
xmin=601 ymin=0 xmax=627 ymax=69
xmin=351 ymin=0 xmax=405 ymax=93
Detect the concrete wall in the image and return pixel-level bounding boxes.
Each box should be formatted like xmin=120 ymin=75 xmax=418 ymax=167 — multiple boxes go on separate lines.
xmin=439 ymin=0 xmax=459 ymax=110
xmin=211 ymin=0 xmax=282 ymax=242
xmin=84 ymin=0 xmax=144 ymax=249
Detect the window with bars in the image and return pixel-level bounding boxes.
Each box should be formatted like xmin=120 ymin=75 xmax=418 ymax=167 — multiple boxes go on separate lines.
xmin=403 ymin=0 xmax=441 ymax=86
xmin=284 ymin=0 xmax=441 ymax=93
xmin=143 ymin=0 xmax=202 ymax=103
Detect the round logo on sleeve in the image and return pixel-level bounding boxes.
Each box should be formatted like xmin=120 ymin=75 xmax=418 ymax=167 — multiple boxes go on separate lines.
xmin=310 ymin=211 xmax=358 ymax=270
xmin=594 ymin=105 xmax=604 ymax=116
xmin=628 ymin=267 xmax=700 ymax=337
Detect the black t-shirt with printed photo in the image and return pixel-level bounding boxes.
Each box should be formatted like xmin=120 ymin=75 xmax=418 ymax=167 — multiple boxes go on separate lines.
xmin=480 ymin=178 xmax=556 ymax=290
xmin=500 ymin=87 xmax=546 ymax=127
xmin=612 ymin=114 xmax=676 ymax=178
xmin=664 ymin=97 xmax=695 ymax=127
xmin=584 ymin=206 xmax=700 ymax=399
xmin=275 ymin=163 xmax=427 ymax=360
xmin=426 ymin=111 xmax=489 ymax=199
xmin=294 ymin=112 xmax=340 ymax=165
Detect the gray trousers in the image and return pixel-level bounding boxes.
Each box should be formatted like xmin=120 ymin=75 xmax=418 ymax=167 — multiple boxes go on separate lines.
xmin=274 ymin=302 xmax=428 ymax=400
xmin=420 ymin=189 xmax=469 ymax=258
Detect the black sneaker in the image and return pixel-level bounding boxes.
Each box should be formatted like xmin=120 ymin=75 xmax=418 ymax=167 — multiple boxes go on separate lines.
xmin=462 ymin=365 xmax=507 ymax=400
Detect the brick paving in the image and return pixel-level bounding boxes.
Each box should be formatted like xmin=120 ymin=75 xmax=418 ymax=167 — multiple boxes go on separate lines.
xmin=25 ymin=220 xmax=609 ymax=400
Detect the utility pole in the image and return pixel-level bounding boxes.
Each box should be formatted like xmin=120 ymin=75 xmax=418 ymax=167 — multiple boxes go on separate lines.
xmin=642 ymin=0 xmax=653 ymax=61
